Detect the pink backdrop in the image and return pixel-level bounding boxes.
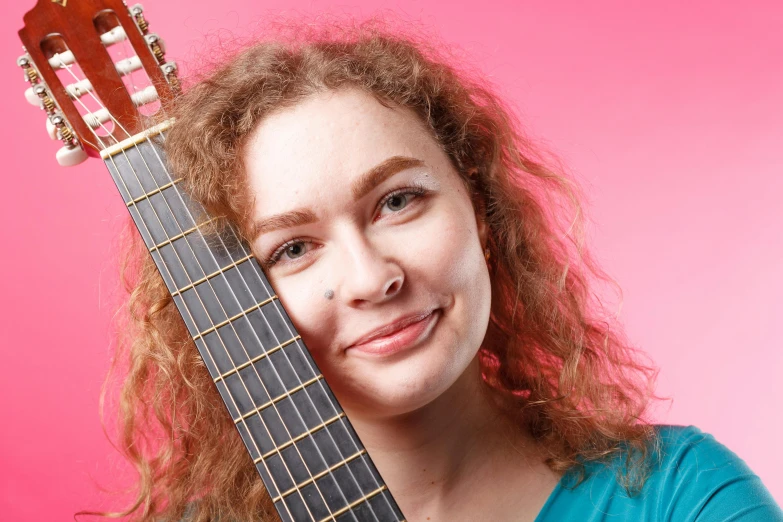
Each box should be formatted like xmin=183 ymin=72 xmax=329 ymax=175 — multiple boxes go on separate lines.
xmin=1 ymin=0 xmax=781 ymax=519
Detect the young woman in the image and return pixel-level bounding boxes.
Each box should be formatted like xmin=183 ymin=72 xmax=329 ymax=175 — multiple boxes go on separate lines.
xmin=112 ymin=24 xmax=782 ymax=522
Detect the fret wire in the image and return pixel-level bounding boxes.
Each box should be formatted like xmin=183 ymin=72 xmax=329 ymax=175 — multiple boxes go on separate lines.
xmin=318 ymin=486 xmax=389 ymax=522
xmin=149 ymin=127 xmax=380 ymax=521
xmin=118 ymin=151 xmax=317 ymax=520
xmin=214 ymin=335 xmax=300 ymax=383
xmin=56 ymin=51 xmax=293 ymax=522
xmin=57 ymin=65 xmax=305 ymax=514
xmin=158 ymin=138 xmax=384 ymax=521
xmin=126 ymin=177 xmax=182 ymax=206
xmin=273 ymin=449 xmax=366 ymax=503
xmin=109 ymin=150 xmax=300 ymax=520
xmin=192 ymin=295 xmax=278 ymax=342
xmin=163 ymin=128 xmax=390 ymax=520
xmin=172 ymin=253 xmax=254 ymax=297
xmin=234 ymin=375 xmax=323 ymax=424
xmin=53 ymin=57 xmax=280 ymax=490
xmin=149 ymin=217 xmax=216 ymax=252
xmin=206 ymin=216 xmax=394 ymax=518
xmin=90 ymin=109 xmax=299 ymax=520
xmin=127 ymin=139 xmax=340 ymax=520
xmin=106 ymin=150 xmax=295 ymax=508
xmin=256 ymin=413 xmax=345 ymax=463
xmin=135 ymin=124 xmax=401 ymax=518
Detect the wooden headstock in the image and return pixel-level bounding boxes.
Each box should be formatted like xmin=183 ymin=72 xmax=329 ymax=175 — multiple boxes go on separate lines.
xmin=18 ymin=0 xmax=179 ymax=165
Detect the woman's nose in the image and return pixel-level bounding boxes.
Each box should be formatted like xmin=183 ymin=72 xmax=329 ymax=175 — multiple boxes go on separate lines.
xmin=339 ymin=237 xmax=404 ymax=306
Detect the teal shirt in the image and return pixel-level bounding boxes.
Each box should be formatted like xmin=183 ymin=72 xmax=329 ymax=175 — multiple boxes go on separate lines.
xmin=535 ymin=425 xmax=783 ymax=521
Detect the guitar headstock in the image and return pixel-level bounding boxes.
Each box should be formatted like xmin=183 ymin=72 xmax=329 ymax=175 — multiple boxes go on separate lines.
xmin=17 ymin=0 xmax=180 ymax=166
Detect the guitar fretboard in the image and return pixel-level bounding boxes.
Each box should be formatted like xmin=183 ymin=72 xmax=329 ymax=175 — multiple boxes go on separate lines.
xmin=102 ymin=132 xmax=404 ymax=522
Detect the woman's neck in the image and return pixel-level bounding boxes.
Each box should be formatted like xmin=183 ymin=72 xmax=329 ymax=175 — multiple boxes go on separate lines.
xmin=347 ymin=357 xmax=561 ymax=522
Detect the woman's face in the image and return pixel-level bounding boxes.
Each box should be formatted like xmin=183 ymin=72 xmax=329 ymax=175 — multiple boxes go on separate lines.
xmin=244 ymin=88 xmax=492 ymax=419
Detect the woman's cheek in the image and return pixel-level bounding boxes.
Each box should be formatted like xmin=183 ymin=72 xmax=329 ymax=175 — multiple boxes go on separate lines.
xmin=272 ymin=272 xmax=333 ymax=355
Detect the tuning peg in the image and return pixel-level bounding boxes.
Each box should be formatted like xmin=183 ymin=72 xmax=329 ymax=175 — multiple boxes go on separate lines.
xmin=18 ymin=54 xmax=40 ymax=84
xmin=56 ymin=144 xmax=88 ymax=167
xmin=49 ymin=114 xmax=78 ymax=149
xmin=130 ymin=4 xmax=149 ymax=34
xmin=32 ymin=84 xmax=57 ymax=114
xmin=145 ymin=33 xmax=166 ymax=63
xmin=25 ymin=86 xmax=41 ymax=107
xmin=46 ymin=118 xmax=58 ymax=140
xmin=162 ymin=61 xmax=182 ymax=94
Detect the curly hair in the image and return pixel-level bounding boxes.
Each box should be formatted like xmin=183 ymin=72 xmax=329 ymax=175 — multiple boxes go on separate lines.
xmin=98 ymin=19 xmax=659 ymax=522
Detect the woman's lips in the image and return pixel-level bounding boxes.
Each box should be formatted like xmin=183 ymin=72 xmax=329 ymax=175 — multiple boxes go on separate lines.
xmin=347 ymin=310 xmax=440 ymax=356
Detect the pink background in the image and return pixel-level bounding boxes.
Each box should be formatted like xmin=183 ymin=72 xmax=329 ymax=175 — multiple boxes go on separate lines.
xmin=1 ymin=0 xmax=781 ymax=519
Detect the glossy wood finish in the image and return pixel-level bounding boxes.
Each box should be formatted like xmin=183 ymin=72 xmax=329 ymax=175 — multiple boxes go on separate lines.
xmin=18 ymin=0 xmax=173 ymax=154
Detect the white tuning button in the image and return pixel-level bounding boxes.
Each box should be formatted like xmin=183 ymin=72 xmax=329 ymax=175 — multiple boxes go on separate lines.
xmin=46 ymin=118 xmax=58 ymax=140
xmin=25 ymin=86 xmax=41 ymax=107
xmin=56 ymin=145 xmax=88 ymax=167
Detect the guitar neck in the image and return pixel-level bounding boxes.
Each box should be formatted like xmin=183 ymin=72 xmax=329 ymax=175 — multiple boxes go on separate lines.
xmin=102 ymin=125 xmax=404 ymax=522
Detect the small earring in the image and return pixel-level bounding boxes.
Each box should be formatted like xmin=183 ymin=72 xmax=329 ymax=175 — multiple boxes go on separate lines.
xmin=484 ymin=247 xmax=491 ymax=262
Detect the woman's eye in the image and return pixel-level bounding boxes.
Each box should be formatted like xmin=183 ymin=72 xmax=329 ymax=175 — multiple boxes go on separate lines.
xmin=283 ymin=242 xmax=308 ymax=259
xmin=385 ymin=193 xmax=409 ymax=212
xmin=378 ymin=188 xmax=425 ymax=218
xmin=266 ymin=240 xmax=312 ymax=267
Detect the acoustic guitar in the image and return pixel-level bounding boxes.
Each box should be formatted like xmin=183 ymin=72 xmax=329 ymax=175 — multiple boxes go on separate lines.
xmin=17 ymin=1 xmax=405 ymax=520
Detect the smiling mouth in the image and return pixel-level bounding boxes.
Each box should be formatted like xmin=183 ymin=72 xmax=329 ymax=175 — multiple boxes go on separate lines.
xmin=346 ymin=309 xmax=441 ymax=357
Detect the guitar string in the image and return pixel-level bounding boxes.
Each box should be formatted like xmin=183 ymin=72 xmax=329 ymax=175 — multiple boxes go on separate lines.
xmin=70 ymin=68 xmax=327 ymax=522
xmin=128 ymin=23 xmax=387 ymax=522
xmin=163 ymin=128 xmax=394 ymax=519
xmin=153 ymin=107 xmax=398 ymax=517
xmin=60 ymin=65 xmax=311 ymax=522
xmin=52 ymin=53 xmax=300 ymax=522
xmin=76 ymin=37 xmax=355 ymax=521
xmin=243 ymin=244 xmax=398 ymax=518
xmin=60 ymin=35 xmax=392 ymax=520
xmin=151 ymin=129 xmax=379 ymax=522
xmin=137 ymin=114 xmax=372 ymax=520
xmin=106 ymin=40 xmax=360 ymax=517
xmin=110 ymin=33 xmax=333 ymax=518
xmin=119 ymin=35 xmax=139 ymax=103
xmin=124 ymin=134 xmax=352 ymax=521
xmin=151 ymin=47 xmax=398 ymax=514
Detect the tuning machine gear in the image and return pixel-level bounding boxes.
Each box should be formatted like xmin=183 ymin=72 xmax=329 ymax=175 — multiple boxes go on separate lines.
xmin=130 ymin=4 xmax=150 ymax=34
xmin=19 ymin=52 xmax=86 ymax=167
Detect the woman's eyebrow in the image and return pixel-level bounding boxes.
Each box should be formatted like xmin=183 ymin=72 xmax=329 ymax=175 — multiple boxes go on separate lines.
xmin=251 ymin=155 xmax=425 ymax=239
xmin=351 ymin=155 xmax=425 ymax=200
xmin=250 ymin=208 xmax=317 ymax=239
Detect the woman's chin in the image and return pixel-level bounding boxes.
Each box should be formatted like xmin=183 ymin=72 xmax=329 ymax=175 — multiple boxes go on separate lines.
xmin=336 ymin=358 xmax=471 ymax=420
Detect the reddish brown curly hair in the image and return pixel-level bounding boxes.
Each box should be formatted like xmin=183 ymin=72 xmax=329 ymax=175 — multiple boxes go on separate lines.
xmin=97 ymin=19 xmax=659 ymax=522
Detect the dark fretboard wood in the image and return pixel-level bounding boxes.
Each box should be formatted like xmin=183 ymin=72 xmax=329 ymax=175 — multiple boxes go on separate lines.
xmin=103 ymin=133 xmax=405 ymax=522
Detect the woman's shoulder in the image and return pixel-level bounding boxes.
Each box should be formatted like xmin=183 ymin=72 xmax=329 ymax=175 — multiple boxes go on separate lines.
xmin=535 ymin=424 xmax=783 ymax=522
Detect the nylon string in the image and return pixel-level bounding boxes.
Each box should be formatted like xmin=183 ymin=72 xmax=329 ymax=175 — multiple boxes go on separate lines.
xmin=71 ymin=42 xmax=356 ymax=521
xmin=153 ymin=128 xmax=395 ymax=518
xmin=138 ymin=125 xmax=364 ymax=521
xmin=152 ymin=130 xmax=380 ymax=521
xmin=53 ymin=55 xmax=300 ymax=522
